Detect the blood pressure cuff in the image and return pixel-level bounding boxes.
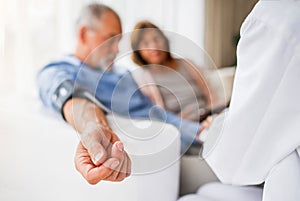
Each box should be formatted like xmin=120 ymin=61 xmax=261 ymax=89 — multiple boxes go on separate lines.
xmin=52 ymin=80 xmax=109 ymax=120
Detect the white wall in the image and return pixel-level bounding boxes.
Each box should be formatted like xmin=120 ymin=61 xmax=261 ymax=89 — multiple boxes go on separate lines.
xmin=105 ymin=0 xmax=206 ymax=48
xmin=175 ymin=0 xmax=206 ymax=48
xmin=0 ymin=0 xmax=206 ymax=95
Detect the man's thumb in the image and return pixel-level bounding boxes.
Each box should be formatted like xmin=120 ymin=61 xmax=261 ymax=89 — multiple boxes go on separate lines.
xmin=80 ymin=137 xmax=108 ymax=166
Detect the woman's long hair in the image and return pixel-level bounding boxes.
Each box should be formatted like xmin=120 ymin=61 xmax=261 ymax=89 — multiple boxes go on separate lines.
xmin=131 ymin=20 xmax=172 ymax=66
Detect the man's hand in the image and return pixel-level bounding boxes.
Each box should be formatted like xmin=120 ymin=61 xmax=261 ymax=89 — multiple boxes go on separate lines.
xmin=75 ymin=140 xmax=131 ymax=185
xmin=78 ymin=126 xmax=131 ymax=184
xmin=196 ymin=114 xmax=218 ymax=142
xmin=201 ymin=114 xmax=218 ymax=131
xmin=63 ymin=98 xmax=131 ymax=184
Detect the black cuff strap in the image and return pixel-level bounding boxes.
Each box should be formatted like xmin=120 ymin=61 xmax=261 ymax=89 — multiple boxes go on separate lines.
xmin=52 ymin=80 xmax=110 ymax=121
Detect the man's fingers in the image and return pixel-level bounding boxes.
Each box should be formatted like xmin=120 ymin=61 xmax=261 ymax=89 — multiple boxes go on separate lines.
xmin=74 ymin=142 xmax=91 ymax=172
xmin=105 ymin=141 xmax=131 ymax=181
xmin=109 ymin=141 xmax=125 ymax=179
xmin=81 ymin=134 xmax=108 ymax=166
xmin=112 ymin=149 xmax=128 ymax=181
xmin=111 ymin=141 xmax=125 ymax=159
xmin=112 ymin=141 xmax=131 ymax=178
xmin=103 ymin=141 xmax=132 ymax=182
xmin=104 ymin=160 xmax=127 ymax=182
xmin=126 ymin=154 xmax=131 ymax=177
xmin=85 ymin=158 xmax=120 ymax=185
xmin=116 ymin=157 xmax=128 ymax=181
xmin=90 ymin=143 xmax=107 ymax=166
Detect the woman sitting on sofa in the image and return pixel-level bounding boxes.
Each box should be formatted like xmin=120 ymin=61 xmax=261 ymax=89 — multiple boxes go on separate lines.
xmin=130 ymin=21 xmax=219 ymax=122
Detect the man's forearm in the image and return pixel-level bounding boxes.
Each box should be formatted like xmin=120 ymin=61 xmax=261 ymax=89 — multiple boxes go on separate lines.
xmin=63 ymin=97 xmax=120 ymax=164
xmin=63 ymin=98 xmax=111 ymax=133
xmin=64 ymin=97 xmax=121 ymax=148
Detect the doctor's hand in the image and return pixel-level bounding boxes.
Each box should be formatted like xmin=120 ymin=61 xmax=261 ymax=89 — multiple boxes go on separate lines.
xmin=75 ymin=127 xmax=131 ymax=184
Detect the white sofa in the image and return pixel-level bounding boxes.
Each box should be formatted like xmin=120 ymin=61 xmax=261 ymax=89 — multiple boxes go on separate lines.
xmin=0 ymin=93 xmax=180 ymax=201
xmin=0 ymin=67 xmax=235 ymax=201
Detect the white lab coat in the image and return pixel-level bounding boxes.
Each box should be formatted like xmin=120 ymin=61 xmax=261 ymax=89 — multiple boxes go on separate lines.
xmin=196 ymin=0 xmax=300 ymax=200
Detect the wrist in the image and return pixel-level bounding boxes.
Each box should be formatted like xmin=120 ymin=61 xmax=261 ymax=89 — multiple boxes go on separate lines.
xmin=81 ymin=122 xmax=110 ymax=139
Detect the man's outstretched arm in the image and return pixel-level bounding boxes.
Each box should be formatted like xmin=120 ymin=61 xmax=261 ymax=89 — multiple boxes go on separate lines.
xmin=63 ymin=98 xmax=131 ymax=184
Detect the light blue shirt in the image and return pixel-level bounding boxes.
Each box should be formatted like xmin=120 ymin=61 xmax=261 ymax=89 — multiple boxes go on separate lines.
xmin=37 ymin=55 xmax=200 ymax=152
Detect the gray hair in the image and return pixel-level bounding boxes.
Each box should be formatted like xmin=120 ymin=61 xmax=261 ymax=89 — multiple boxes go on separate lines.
xmin=76 ymin=3 xmax=119 ymax=31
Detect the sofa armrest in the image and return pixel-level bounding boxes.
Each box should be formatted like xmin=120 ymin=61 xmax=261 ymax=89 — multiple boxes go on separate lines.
xmin=100 ymin=114 xmax=181 ymax=201
xmin=0 ymin=94 xmax=180 ymax=201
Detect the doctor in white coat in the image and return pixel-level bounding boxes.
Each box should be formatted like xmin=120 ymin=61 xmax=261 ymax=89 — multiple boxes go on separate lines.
xmin=179 ymin=0 xmax=300 ymax=200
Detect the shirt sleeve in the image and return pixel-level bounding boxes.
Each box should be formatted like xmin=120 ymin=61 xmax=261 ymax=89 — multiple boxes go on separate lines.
xmin=165 ymin=110 xmax=200 ymax=143
xmin=36 ymin=64 xmax=76 ymax=112
xmin=160 ymin=109 xmax=201 ymax=153
xmin=145 ymin=103 xmax=201 ymax=146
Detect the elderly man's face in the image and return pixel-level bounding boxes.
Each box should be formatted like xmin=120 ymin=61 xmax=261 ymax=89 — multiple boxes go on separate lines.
xmin=86 ymin=11 xmax=122 ymax=70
